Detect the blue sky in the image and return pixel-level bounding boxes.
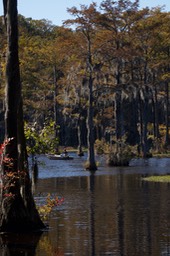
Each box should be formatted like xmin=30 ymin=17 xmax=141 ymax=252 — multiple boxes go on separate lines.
xmin=0 ymin=0 xmax=169 ymax=26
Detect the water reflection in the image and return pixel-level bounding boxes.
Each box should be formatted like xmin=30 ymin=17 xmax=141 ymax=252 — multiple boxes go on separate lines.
xmin=0 ymin=156 xmax=170 ymax=255
xmin=0 ymin=232 xmax=42 ymax=256
xmin=88 ymin=173 xmax=95 ymax=256
xmin=36 ymin=177 xmax=170 ymax=255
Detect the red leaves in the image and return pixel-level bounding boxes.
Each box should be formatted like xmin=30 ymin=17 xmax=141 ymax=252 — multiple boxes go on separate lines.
xmin=0 ymin=137 xmax=14 ymax=162
xmin=56 ymin=196 xmax=64 ymax=205
xmin=36 ymin=194 xmax=64 ymax=220
xmin=3 ymin=193 xmax=15 ymax=198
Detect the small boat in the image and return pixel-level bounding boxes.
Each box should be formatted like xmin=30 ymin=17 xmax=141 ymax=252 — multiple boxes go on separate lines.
xmin=47 ymin=154 xmax=74 ymax=160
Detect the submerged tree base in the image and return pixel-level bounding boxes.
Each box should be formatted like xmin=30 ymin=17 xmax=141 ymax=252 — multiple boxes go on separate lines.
xmin=107 ymin=153 xmax=131 ymax=167
xmin=85 ymin=161 xmax=97 ymax=171
xmin=0 ymin=222 xmax=45 ymax=233
xmin=0 ymin=194 xmax=45 ymax=233
xmin=77 ymin=150 xmax=84 ymax=157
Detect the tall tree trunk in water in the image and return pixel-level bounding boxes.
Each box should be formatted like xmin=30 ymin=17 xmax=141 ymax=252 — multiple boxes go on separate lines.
xmin=142 ymin=87 xmax=149 ymax=158
xmin=142 ymin=58 xmax=150 ymax=158
xmin=152 ymin=81 xmax=160 ymax=152
xmin=76 ymin=82 xmax=84 ymax=157
xmin=77 ymin=116 xmax=84 ymax=156
xmin=0 ymin=0 xmax=45 ymax=232
xmin=164 ymin=46 xmax=170 ymax=147
xmin=115 ymin=92 xmax=123 ymax=153
xmin=86 ymin=39 xmax=97 ymax=170
xmin=86 ymin=72 xmax=97 ymax=170
xmin=138 ymin=87 xmax=149 ymax=158
xmin=164 ymin=81 xmax=169 ymax=147
xmin=114 ymin=58 xmax=123 ymax=153
xmin=53 ymin=65 xmax=59 ymax=153
xmin=139 ymin=59 xmax=150 ymax=158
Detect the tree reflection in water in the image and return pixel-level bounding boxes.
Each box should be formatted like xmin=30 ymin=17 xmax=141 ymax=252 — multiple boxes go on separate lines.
xmin=7 ymin=155 xmax=169 ymax=256
xmin=0 ymin=232 xmax=43 ymax=256
xmin=88 ymin=172 xmax=95 ymax=256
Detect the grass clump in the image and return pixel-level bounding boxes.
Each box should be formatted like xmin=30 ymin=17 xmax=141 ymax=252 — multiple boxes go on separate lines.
xmin=143 ymin=175 xmax=170 ymax=183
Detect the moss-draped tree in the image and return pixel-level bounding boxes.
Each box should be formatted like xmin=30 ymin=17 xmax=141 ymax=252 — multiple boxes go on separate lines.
xmin=65 ymin=4 xmax=98 ymax=170
xmin=0 ymin=0 xmax=45 ymax=232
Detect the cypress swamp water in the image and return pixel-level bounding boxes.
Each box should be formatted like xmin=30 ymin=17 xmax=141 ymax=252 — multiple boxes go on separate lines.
xmin=0 ymin=154 xmax=170 ymax=256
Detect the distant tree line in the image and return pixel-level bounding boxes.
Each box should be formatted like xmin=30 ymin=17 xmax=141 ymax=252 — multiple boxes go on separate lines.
xmin=0 ymin=0 xmax=169 ymax=158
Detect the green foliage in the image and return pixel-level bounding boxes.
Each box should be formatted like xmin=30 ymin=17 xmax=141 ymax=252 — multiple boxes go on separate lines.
xmin=24 ymin=120 xmax=59 ymax=154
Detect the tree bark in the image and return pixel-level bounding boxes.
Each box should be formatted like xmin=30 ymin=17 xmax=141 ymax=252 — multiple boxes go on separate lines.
xmin=164 ymin=82 xmax=169 ymax=147
xmin=86 ymin=72 xmax=97 ymax=170
xmin=0 ymin=0 xmax=45 ymax=232
xmin=86 ymin=38 xmax=97 ymax=171
xmin=152 ymin=82 xmax=160 ymax=152
xmin=77 ymin=114 xmax=84 ymax=156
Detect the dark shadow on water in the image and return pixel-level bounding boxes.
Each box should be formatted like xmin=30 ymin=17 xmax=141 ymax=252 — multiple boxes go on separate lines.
xmin=0 ymin=231 xmax=43 ymax=256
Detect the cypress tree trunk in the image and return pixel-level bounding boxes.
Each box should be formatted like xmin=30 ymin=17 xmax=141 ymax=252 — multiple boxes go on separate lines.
xmin=85 ymin=38 xmax=97 ymax=171
xmin=142 ymin=91 xmax=149 ymax=157
xmin=77 ymin=114 xmax=84 ymax=156
xmin=138 ymin=91 xmax=143 ymax=156
xmin=164 ymin=82 xmax=169 ymax=147
xmin=86 ymin=72 xmax=97 ymax=170
xmin=53 ymin=65 xmax=60 ymax=154
xmin=164 ymin=47 xmax=170 ymax=147
xmin=152 ymin=82 xmax=160 ymax=152
xmin=142 ymin=60 xmax=150 ymax=158
xmin=0 ymin=0 xmax=45 ymax=232
xmin=115 ymin=92 xmax=123 ymax=152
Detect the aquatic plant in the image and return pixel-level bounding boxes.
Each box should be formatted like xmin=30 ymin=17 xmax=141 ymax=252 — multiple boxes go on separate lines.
xmin=36 ymin=194 xmax=64 ymax=220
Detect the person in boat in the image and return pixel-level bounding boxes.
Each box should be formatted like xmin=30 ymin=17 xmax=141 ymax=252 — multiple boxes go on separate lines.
xmin=62 ymin=147 xmax=68 ymax=157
